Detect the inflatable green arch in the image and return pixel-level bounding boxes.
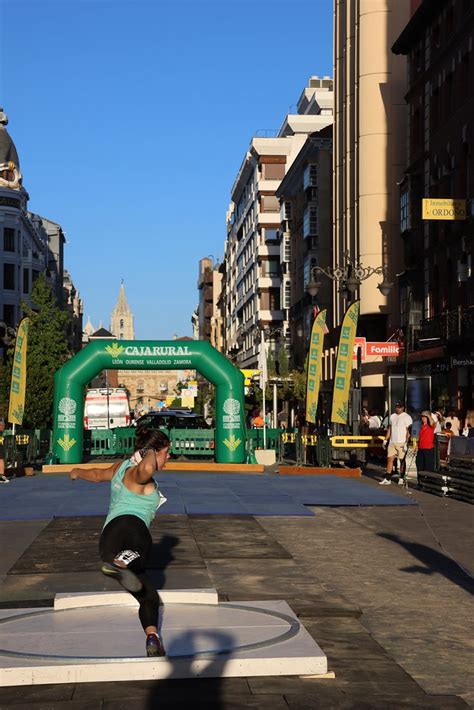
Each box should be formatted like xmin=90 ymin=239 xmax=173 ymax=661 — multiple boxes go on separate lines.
xmin=52 ymin=340 xmax=246 ymax=465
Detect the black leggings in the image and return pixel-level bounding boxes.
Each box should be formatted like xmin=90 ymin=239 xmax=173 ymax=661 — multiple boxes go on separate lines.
xmin=99 ymin=514 xmax=159 ymax=631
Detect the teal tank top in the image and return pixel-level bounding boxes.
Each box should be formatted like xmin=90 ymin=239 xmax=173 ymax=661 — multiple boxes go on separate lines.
xmin=103 ymin=459 xmax=167 ymax=530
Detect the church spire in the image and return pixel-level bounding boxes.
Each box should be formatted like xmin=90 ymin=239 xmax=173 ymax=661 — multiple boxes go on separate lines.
xmin=110 ymin=281 xmax=135 ymax=340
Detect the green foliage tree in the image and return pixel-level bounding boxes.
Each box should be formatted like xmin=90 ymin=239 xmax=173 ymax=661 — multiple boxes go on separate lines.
xmin=277 ymin=346 xmax=289 ymax=378
xmin=20 ymin=274 xmax=71 ymax=428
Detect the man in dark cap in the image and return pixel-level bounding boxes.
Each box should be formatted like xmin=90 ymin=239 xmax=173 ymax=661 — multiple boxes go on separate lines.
xmin=379 ymin=402 xmax=412 ymax=485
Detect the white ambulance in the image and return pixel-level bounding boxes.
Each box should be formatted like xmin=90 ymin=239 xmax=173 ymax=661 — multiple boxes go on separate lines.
xmin=83 ymin=388 xmax=131 ymax=430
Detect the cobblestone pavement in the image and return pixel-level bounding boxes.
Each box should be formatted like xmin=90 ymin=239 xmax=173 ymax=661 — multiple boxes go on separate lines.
xmin=0 ymin=470 xmax=472 ymax=709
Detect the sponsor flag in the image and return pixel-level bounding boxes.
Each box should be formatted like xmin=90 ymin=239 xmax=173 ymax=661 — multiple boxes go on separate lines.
xmin=257 ymin=334 xmax=268 ymax=390
xmin=331 ymin=301 xmax=360 ymax=424
xmin=312 ymin=304 xmax=330 ymax=334
xmin=8 ymin=317 xmax=30 ymax=426
xmin=305 ymin=309 xmax=327 ymax=424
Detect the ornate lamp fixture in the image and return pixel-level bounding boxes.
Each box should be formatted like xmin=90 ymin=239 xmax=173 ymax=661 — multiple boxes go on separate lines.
xmin=306 ymin=250 xmax=393 ymax=299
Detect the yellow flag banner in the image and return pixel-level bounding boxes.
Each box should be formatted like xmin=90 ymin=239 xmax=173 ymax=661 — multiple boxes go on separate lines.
xmin=8 ymin=317 xmax=30 ymax=426
xmin=305 ymin=309 xmax=327 ymax=424
xmin=331 ymin=301 xmax=360 ymax=424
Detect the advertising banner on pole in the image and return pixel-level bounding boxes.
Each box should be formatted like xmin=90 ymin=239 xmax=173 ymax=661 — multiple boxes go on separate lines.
xmin=8 ymin=317 xmax=30 ymax=425
xmin=331 ymin=301 xmax=360 ymax=424
xmin=305 ymin=309 xmax=327 ymax=424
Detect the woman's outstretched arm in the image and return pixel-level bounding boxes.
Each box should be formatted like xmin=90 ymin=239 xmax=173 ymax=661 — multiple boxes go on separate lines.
xmin=70 ymin=462 xmax=120 ymax=482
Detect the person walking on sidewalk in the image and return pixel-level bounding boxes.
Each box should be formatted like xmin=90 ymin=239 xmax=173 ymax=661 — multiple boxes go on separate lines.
xmin=379 ymin=402 xmax=413 ymax=485
xmin=70 ymin=426 xmax=170 ymax=657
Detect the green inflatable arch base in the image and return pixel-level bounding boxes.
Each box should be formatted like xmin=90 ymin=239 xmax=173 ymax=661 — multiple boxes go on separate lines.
xmin=52 ymin=340 xmax=246 ymax=465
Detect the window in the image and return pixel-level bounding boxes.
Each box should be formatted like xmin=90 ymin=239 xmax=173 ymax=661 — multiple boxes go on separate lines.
xmin=262 ymin=259 xmax=280 ymax=277
xmin=261 ymin=195 xmax=279 ymax=212
xmin=3 ymin=304 xmax=15 ymax=327
xmin=303 ymin=164 xmax=318 ymax=189
xmin=400 ymin=189 xmax=410 ymax=232
xmin=3 ymin=228 xmax=15 ymax=252
xmin=23 ymin=268 xmax=29 ymax=294
xmin=3 ymin=263 xmax=15 ymax=290
xmin=120 ymin=319 xmax=124 ymax=329
xmin=137 ymin=380 xmax=145 ymax=393
xmin=263 ymin=163 xmax=285 ymax=180
xmin=303 ymin=205 xmax=318 ymax=237
xmin=283 ymin=235 xmax=291 ymax=263
xmin=264 ymin=228 xmax=279 ymax=242
xmin=283 ymin=280 xmax=291 ymax=309
xmin=269 ymin=289 xmax=280 ymax=311
xmin=280 ymin=201 xmax=292 ymax=221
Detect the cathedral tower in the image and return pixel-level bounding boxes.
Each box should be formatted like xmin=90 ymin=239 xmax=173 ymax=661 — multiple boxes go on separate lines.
xmin=110 ymin=281 xmax=135 ymax=340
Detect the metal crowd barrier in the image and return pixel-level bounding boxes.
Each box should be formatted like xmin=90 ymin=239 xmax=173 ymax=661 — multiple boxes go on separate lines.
xmin=1 ymin=429 xmax=52 ymax=468
xmin=170 ymin=428 xmax=215 ymax=457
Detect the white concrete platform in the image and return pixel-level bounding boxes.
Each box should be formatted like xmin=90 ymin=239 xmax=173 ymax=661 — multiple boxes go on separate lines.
xmin=0 ymin=590 xmax=328 ymax=686
xmin=54 ymin=588 xmax=219 ymax=609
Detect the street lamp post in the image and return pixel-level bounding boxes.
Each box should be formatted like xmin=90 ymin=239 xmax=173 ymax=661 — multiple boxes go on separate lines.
xmin=305 ymin=252 xmax=393 ymax=434
xmin=306 ymin=250 xmax=393 ymax=300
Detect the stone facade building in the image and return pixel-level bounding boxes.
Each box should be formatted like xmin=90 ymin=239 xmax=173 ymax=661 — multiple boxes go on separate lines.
xmin=0 ymin=108 xmax=82 ymax=352
xmin=392 ymin=0 xmax=474 ymax=413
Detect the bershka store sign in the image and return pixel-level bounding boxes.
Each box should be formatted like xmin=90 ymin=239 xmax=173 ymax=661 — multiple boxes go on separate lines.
xmin=352 ymin=338 xmax=401 ymax=361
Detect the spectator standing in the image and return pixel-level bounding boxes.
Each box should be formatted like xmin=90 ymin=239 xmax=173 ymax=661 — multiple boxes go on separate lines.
xmin=432 ymin=410 xmax=443 ymax=434
xmin=444 ymin=410 xmax=461 ymax=436
xmin=368 ymin=410 xmax=382 ymax=430
xmin=379 ymin=402 xmax=413 ymax=485
xmin=415 ymin=411 xmax=436 ymax=477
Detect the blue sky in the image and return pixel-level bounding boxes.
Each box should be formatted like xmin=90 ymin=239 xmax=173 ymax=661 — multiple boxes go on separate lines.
xmin=1 ymin=0 xmax=333 ymax=339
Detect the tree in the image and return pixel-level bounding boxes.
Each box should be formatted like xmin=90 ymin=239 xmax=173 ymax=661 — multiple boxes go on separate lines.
xmin=19 ymin=275 xmax=71 ymax=428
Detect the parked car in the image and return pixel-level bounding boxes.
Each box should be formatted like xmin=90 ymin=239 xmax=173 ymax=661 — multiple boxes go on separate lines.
xmin=135 ymin=410 xmax=211 ymax=431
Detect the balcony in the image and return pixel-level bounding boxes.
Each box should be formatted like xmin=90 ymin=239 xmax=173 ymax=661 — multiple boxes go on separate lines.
xmin=417 ymin=306 xmax=474 ymax=345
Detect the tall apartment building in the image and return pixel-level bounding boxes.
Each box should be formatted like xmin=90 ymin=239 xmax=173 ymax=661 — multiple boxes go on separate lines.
xmin=276 ymin=126 xmax=333 ymax=370
xmin=0 ymin=108 xmax=82 ymax=351
xmin=392 ymin=0 xmax=474 ymax=413
xmin=332 ymin=1 xmax=410 ymax=412
xmin=224 ymin=77 xmax=333 ymax=369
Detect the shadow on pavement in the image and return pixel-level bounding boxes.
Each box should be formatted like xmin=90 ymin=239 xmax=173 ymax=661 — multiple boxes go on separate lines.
xmin=378 ymin=532 xmax=474 ymax=596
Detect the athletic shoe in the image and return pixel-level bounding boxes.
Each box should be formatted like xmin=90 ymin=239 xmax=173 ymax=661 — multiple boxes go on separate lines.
xmin=397 ymin=478 xmax=405 ymax=485
xmin=146 ymin=633 xmax=166 ymax=657
xmin=100 ymin=562 xmax=143 ymax=593
xmin=0 ymin=475 xmax=9 ymax=483
xmin=378 ymin=478 xmax=392 ymax=485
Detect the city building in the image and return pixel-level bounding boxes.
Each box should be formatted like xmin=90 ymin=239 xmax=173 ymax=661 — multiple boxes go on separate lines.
xmin=392 ymin=0 xmax=474 ymax=413
xmin=0 ymin=108 xmax=82 ymax=350
xmin=276 ymin=126 xmax=333 ymax=370
xmin=196 ymin=256 xmax=223 ymax=350
xmin=330 ymin=1 xmax=411 ymax=413
xmin=223 ymin=77 xmax=334 ymax=369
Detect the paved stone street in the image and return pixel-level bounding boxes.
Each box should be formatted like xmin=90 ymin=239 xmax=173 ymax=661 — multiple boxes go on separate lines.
xmin=0 ymin=471 xmax=472 ymax=709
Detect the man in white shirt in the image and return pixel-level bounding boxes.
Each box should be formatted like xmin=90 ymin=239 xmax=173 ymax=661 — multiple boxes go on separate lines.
xmin=379 ymin=402 xmax=413 ymax=485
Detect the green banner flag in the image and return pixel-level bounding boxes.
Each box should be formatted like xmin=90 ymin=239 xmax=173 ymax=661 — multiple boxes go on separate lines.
xmin=331 ymin=301 xmax=360 ymax=424
xmin=8 ymin=317 xmax=30 ymax=425
xmin=305 ymin=309 xmax=327 ymax=424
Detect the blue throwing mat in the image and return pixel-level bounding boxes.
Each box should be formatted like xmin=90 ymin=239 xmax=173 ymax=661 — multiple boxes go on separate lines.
xmin=0 ymin=472 xmax=415 ymax=521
